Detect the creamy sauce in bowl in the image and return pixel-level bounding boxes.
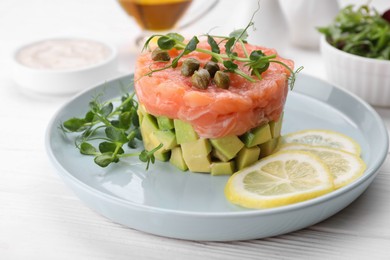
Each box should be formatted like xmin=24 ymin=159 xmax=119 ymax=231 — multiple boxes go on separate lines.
xmin=12 ymin=38 xmax=118 ymax=95
xmin=16 ymin=39 xmax=112 ymax=70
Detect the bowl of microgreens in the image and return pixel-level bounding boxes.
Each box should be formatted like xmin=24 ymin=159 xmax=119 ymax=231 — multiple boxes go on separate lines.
xmin=318 ymin=4 xmax=390 ymax=107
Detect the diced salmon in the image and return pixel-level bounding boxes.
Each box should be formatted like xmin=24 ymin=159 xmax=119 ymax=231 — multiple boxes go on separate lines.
xmin=134 ymin=41 xmax=293 ymax=138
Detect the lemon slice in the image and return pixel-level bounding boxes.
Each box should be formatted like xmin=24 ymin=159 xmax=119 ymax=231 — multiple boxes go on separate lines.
xmin=225 ymin=151 xmax=334 ymax=209
xmin=283 ymin=129 xmax=361 ymax=155
xmin=279 ymin=144 xmax=366 ymax=189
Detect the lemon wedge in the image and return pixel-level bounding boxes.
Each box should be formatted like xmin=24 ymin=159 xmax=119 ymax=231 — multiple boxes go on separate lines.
xmin=225 ymin=151 xmax=334 ymax=209
xmin=279 ymin=144 xmax=366 ymax=189
xmin=283 ymin=129 xmax=361 ymax=155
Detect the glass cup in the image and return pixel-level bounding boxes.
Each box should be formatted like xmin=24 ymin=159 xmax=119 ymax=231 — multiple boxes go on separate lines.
xmin=117 ymin=0 xmax=219 ymax=45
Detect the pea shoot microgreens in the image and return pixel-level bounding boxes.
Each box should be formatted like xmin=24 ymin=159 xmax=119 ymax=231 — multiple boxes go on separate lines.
xmin=141 ymin=13 xmax=303 ymax=89
xmin=60 ymin=86 xmax=162 ymax=169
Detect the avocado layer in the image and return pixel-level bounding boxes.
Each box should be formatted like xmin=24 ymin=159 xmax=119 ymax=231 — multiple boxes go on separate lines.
xmin=138 ymin=108 xmax=283 ymax=174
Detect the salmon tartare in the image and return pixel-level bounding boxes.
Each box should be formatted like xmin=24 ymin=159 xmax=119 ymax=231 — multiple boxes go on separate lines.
xmin=135 ymin=37 xmax=294 ymax=174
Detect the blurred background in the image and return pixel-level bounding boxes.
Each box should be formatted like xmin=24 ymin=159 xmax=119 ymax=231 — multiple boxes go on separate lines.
xmin=0 ymin=0 xmax=388 ymax=91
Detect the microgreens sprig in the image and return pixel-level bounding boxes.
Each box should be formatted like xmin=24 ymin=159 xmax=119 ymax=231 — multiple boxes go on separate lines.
xmin=142 ymin=18 xmax=302 ymax=89
xmin=60 ymin=82 xmax=160 ymax=169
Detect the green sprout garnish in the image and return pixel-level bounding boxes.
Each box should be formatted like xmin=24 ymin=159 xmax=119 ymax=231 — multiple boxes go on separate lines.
xmin=141 ymin=7 xmax=303 ymax=90
xmin=60 ymin=82 xmax=161 ymax=169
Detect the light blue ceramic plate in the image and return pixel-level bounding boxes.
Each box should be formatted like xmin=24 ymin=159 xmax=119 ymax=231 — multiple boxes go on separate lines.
xmin=46 ymin=74 xmax=388 ymax=241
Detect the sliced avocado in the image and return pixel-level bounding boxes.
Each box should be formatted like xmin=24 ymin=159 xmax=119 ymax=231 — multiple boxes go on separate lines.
xmin=211 ymin=148 xmax=230 ymax=162
xmin=269 ymin=113 xmax=284 ymax=138
xmin=210 ymin=135 xmax=244 ymax=160
xmin=140 ymin=113 xmax=159 ymax=151
xmin=153 ymin=149 xmax=171 ymax=162
xmin=137 ymin=109 xmax=144 ymax=125
xmin=139 ymin=132 xmax=168 ymax=161
xmin=157 ymin=116 xmax=174 ymax=130
xmin=241 ymin=123 xmax=272 ymax=148
xmin=153 ymin=129 xmax=177 ymax=150
xmin=138 ymin=104 xmax=147 ymax=114
xmin=145 ymin=130 xmax=169 ymax=161
xmin=140 ymin=116 xmax=171 ymax=162
xmin=137 ymin=105 xmax=148 ymax=124
xmin=211 ymin=161 xmax=235 ymax=176
xmin=170 ymin=147 xmax=188 ymax=171
xmin=174 ymin=119 xmax=199 ymax=144
xmin=259 ymin=137 xmax=281 ymax=158
xmin=141 ymin=113 xmax=159 ymax=133
xmin=236 ymin=146 xmax=261 ymax=170
xmin=181 ymin=138 xmax=211 ymax=173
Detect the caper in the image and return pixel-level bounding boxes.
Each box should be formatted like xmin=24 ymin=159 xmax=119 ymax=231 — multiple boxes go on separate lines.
xmin=203 ymin=61 xmax=220 ymax=77
xmin=181 ymin=58 xmax=200 ymax=76
xmin=191 ymin=69 xmax=210 ymax=89
xmin=151 ymin=48 xmax=170 ymax=61
xmin=214 ymin=71 xmax=230 ymax=89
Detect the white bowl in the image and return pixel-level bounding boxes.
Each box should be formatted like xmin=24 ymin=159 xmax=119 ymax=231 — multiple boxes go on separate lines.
xmin=12 ymin=38 xmax=119 ymax=95
xmin=320 ymin=36 xmax=390 ymax=107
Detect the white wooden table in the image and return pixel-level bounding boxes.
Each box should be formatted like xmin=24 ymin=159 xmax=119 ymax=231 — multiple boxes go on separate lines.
xmin=1 ymin=0 xmax=389 ymax=259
